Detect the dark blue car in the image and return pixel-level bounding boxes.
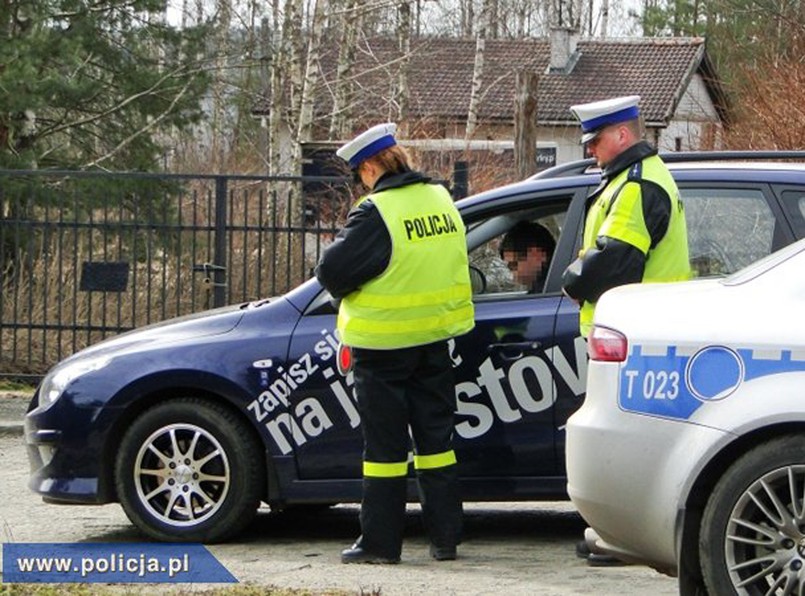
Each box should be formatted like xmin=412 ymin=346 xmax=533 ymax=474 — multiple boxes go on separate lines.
xmin=25 ymin=155 xmax=805 ymax=542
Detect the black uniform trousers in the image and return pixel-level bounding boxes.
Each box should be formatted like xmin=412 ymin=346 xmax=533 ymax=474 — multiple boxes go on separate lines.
xmin=351 ymin=340 xmax=462 ymax=559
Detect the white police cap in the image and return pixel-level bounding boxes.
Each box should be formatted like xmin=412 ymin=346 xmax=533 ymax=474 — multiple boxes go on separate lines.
xmin=336 ymin=122 xmax=398 ymax=168
xmin=570 ymin=95 xmax=641 ymax=144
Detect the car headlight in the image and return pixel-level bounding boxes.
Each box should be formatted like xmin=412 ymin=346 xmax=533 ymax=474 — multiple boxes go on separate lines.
xmin=38 ymin=356 xmax=112 ymax=408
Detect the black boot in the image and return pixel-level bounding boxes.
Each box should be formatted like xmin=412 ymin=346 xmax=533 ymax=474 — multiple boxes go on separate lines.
xmin=342 ymin=536 xmax=401 ymax=564
xmin=418 ymin=465 xmax=462 ymax=561
xmin=346 ymin=477 xmax=406 ymax=563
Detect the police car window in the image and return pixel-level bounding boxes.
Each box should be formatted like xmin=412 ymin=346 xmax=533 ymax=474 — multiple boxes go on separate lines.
xmin=468 ymin=209 xmax=564 ymax=297
xmin=780 ymin=190 xmax=805 ymax=239
xmin=681 ymin=188 xmax=776 ymax=277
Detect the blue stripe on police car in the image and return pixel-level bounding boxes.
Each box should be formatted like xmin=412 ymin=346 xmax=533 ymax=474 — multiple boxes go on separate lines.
xmin=618 ymin=345 xmax=805 ymax=421
xmin=686 ymin=346 xmax=743 ymax=401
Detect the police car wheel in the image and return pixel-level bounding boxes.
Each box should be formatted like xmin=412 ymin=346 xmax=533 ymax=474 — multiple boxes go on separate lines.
xmin=700 ymin=435 xmax=805 ymax=596
xmin=115 ymin=397 xmax=265 ymax=543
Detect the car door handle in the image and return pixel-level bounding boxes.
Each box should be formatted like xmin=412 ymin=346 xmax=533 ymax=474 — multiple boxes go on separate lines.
xmin=488 ymin=341 xmax=542 ymax=360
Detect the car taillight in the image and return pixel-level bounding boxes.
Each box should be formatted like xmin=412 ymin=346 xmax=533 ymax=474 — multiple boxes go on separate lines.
xmin=588 ymin=325 xmax=628 ymax=362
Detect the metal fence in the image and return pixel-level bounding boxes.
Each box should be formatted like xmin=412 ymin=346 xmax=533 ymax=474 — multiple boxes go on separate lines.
xmin=0 ymin=170 xmax=353 ymax=382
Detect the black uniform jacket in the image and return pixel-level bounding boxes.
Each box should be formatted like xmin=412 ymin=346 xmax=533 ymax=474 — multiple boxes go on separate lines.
xmin=561 ymin=141 xmax=674 ymax=304
xmin=314 ymin=170 xmax=434 ymax=299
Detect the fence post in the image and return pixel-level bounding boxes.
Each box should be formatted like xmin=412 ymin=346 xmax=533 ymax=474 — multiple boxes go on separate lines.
xmin=453 ymin=161 xmax=469 ymax=199
xmin=214 ymin=176 xmax=228 ymax=307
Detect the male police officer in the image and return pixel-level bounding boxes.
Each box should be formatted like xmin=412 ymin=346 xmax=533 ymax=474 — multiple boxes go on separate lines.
xmin=562 ymin=95 xmax=691 ymax=339
xmin=315 ymin=123 xmax=474 ymax=564
xmin=562 ymin=97 xmax=691 ymax=565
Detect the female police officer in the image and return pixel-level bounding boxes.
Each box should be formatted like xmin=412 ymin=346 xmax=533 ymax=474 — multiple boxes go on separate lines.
xmin=315 ymin=123 xmax=475 ymax=564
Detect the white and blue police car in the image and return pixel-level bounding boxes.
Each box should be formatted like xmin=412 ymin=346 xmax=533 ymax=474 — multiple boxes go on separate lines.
xmin=567 ymin=237 xmax=805 ymax=595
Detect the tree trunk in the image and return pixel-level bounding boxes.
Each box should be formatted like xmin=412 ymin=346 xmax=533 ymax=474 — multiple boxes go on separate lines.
xmin=282 ymin=0 xmax=306 ymax=287
xmin=268 ymin=0 xmax=283 ymax=174
xmin=329 ymin=0 xmax=361 ymax=140
xmin=465 ymin=0 xmax=491 ymax=140
xmin=397 ymin=1 xmax=411 ymax=135
xmin=551 ymin=0 xmax=582 ymax=29
xmin=212 ymin=0 xmax=232 ymax=170
xmin=258 ymin=15 xmax=271 ymax=169
xmin=285 ymin=0 xmax=304 ymax=145
xmin=461 ymin=0 xmax=474 ymax=37
xmin=298 ymin=0 xmax=327 ymax=143
xmin=488 ymin=0 xmax=499 ymax=38
xmin=514 ymin=70 xmax=539 ymax=180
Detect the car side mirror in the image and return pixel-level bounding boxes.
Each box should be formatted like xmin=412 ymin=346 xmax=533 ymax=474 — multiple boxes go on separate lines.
xmin=469 ymin=265 xmax=486 ymax=294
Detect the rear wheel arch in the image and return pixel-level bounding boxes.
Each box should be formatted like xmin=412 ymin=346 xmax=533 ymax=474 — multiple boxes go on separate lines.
xmin=699 ymin=434 xmax=805 ymax=594
xmin=679 ymin=424 xmax=805 ymax=593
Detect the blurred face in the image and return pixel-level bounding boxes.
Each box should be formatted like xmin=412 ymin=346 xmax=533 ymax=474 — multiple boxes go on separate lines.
xmin=585 ymin=124 xmax=626 ymax=168
xmin=503 ymin=246 xmax=549 ymax=286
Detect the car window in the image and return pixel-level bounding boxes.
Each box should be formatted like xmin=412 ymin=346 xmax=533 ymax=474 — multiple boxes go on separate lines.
xmin=723 ymin=237 xmax=805 ymax=286
xmin=781 ymin=189 xmax=805 ymax=239
xmin=681 ymin=187 xmax=776 ymax=277
xmin=468 ymin=209 xmax=565 ymax=296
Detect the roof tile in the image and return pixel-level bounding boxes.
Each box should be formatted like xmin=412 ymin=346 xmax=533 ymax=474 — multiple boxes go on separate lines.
xmin=260 ymin=36 xmax=716 ymax=133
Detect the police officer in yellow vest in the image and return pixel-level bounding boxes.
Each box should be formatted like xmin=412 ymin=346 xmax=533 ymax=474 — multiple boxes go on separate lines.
xmin=315 ymin=123 xmax=475 ymax=564
xmin=562 ymin=95 xmax=691 ymax=339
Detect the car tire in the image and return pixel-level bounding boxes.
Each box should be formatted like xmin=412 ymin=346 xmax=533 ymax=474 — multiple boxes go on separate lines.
xmin=700 ymin=435 xmax=805 ymax=595
xmin=115 ymin=397 xmax=265 ymax=543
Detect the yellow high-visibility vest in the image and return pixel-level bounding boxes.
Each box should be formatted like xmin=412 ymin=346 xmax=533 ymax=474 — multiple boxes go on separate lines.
xmin=337 ymin=182 xmax=475 ymax=349
xmin=579 ymin=155 xmax=691 ymax=336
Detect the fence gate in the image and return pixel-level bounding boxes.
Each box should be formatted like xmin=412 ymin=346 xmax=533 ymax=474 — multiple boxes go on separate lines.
xmin=0 ymin=170 xmax=349 ymax=382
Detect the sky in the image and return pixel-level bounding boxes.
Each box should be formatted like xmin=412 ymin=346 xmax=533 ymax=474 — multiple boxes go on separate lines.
xmin=164 ymin=1 xmax=644 ymax=38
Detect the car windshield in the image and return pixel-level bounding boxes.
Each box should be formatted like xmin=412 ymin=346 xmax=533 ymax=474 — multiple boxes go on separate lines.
xmin=722 ymin=237 xmax=805 ymax=286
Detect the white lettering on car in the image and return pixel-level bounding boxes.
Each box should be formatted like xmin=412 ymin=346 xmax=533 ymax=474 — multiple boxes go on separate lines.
xmin=509 ymin=357 xmax=555 ymax=413
xmin=545 ymin=338 xmax=587 ymax=397
xmin=455 ymin=381 xmax=493 ymax=439
xmin=248 ymin=330 xmax=589 ymax=455
xmin=623 ymin=368 xmax=680 ymax=400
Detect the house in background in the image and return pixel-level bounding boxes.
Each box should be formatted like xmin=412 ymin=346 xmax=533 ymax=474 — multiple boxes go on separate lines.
xmin=256 ymin=32 xmax=728 ymax=188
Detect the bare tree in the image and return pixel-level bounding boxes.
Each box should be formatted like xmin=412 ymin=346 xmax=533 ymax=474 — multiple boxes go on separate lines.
xmin=329 ymin=0 xmax=363 ymax=140
xmin=266 ymin=0 xmax=305 ymax=175
xmin=298 ymin=0 xmax=328 ymax=143
xmin=485 ymin=0 xmax=498 ymax=37
xmin=550 ymin=0 xmax=582 ymax=29
xmin=465 ymin=0 xmax=492 ymax=140
xmin=268 ymin=0 xmax=284 ymax=174
xmin=461 ymin=0 xmax=474 ymax=36
xmin=514 ymin=70 xmax=538 ymax=180
xmin=397 ymin=1 xmax=412 ymax=134
xmin=285 ymin=0 xmax=305 ymax=146
xmin=600 ymin=0 xmax=609 ymax=36
xmin=212 ymin=0 xmax=232 ymax=169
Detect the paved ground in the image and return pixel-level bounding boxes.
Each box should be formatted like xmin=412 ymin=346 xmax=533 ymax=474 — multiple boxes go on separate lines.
xmin=1 ymin=393 xmax=680 ymax=594
xmin=0 ymin=392 xmax=29 ymax=436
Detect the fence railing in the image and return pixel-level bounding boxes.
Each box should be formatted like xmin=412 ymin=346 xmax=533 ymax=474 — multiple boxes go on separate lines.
xmin=0 ymin=170 xmax=353 ymax=382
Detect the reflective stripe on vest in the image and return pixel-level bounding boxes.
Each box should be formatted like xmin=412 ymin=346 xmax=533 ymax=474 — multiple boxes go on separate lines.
xmin=339 ymin=303 xmax=474 ymax=336
xmin=579 ymin=156 xmax=691 ymax=337
xmin=338 ymin=182 xmax=475 ymax=349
